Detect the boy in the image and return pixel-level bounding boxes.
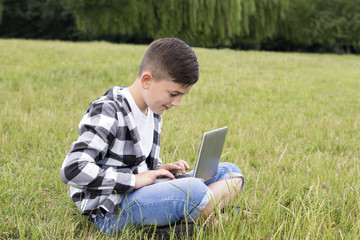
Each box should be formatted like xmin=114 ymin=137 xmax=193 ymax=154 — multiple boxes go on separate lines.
xmin=61 ymin=38 xmax=245 ymax=235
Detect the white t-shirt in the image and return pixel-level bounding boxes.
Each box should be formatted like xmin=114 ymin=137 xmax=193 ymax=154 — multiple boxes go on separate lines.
xmin=121 ymin=88 xmax=154 ymax=173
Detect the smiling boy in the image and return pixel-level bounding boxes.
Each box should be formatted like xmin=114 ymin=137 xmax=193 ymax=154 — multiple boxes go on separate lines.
xmin=61 ymin=38 xmax=245 ymax=235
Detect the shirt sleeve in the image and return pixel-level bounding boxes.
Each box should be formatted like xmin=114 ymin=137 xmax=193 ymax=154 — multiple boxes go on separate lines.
xmin=154 ymin=114 xmax=163 ymax=169
xmin=156 ymin=158 xmax=163 ymax=168
xmin=61 ymin=100 xmax=135 ymax=194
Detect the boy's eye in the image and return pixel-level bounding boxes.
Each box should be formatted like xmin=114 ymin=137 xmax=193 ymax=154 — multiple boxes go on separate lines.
xmin=170 ymin=93 xmax=178 ymax=97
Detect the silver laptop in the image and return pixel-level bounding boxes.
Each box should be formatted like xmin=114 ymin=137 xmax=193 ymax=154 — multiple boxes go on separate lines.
xmin=154 ymin=126 xmax=228 ymax=183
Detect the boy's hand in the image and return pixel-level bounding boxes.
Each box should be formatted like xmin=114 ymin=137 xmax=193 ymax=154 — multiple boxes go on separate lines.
xmin=134 ymin=160 xmax=190 ymax=189
xmin=134 ymin=169 xmax=174 ymax=189
xmin=157 ymin=160 xmax=190 ymax=175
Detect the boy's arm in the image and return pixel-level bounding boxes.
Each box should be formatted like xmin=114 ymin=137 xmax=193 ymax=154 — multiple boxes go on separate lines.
xmin=61 ymin=101 xmax=135 ymax=194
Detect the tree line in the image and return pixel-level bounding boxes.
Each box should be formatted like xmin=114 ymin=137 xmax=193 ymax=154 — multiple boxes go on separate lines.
xmin=1 ymin=0 xmax=359 ymax=53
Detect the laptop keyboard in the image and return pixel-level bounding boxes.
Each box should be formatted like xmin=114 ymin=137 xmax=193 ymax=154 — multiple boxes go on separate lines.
xmin=153 ymin=173 xmax=193 ymax=184
xmin=174 ymin=173 xmax=193 ymax=179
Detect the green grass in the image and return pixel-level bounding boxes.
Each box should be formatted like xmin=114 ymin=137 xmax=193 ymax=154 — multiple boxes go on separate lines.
xmin=1 ymin=39 xmax=360 ymax=239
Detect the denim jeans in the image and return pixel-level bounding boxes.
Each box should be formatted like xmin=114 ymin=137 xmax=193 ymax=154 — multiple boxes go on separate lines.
xmin=91 ymin=162 xmax=244 ymax=235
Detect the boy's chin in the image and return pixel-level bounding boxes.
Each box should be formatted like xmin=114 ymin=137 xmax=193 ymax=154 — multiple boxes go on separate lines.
xmin=153 ymin=109 xmax=165 ymax=115
xmin=151 ymin=106 xmax=169 ymax=115
xmin=149 ymin=108 xmax=163 ymax=115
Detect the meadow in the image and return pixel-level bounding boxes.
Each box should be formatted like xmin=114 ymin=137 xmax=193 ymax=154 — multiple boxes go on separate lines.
xmin=0 ymin=39 xmax=359 ymax=239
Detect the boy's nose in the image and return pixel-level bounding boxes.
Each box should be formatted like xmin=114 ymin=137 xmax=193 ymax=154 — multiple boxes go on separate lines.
xmin=171 ymin=96 xmax=182 ymax=107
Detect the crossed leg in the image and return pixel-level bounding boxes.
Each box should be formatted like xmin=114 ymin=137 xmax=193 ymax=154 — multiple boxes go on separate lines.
xmin=202 ymin=177 xmax=244 ymax=216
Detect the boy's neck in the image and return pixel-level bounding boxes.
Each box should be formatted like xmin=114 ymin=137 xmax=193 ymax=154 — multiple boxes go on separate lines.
xmin=127 ymin=82 xmax=148 ymax=115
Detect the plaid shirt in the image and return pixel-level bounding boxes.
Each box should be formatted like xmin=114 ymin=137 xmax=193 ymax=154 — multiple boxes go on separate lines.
xmin=61 ymin=86 xmax=162 ymax=218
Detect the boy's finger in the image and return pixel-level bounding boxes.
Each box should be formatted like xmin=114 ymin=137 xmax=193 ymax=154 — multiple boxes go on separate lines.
xmin=170 ymin=164 xmax=181 ymax=170
xmin=157 ymin=169 xmax=175 ymax=179
xmin=184 ymin=161 xmax=190 ymax=170
xmin=161 ymin=164 xmax=180 ymax=171
xmin=176 ymin=161 xmax=187 ymax=174
xmin=178 ymin=160 xmax=190 ymax=170
xmin=164 ymin=170 xmax=175 ymax=179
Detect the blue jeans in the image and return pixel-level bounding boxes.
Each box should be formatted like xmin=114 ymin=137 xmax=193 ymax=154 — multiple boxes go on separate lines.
xmin=92 ymin=162 xmax=244 ymax=235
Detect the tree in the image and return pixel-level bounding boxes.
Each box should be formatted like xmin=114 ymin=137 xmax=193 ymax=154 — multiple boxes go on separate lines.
xmin=0 ymin=0 xmax=3 ymax=24
xmin=321 ymin=0 xmax=360 ymax=53
xmin=232 ymin=0 xmax=289 ymax=49
xmin=64 ymin=0 xmax=245 ymax=47
xmin=2 ymin=0 xmax=357 ymax=52
xmin=277 ymin=0 xmax=360 ymax=53
xmin=0 ymin=0 xmax=82 ymax=40
xmin=64 ymin=0 xmax=291 ymax=48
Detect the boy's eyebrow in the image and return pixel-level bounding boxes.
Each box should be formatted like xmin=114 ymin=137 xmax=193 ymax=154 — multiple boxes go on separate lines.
xmin=171 ymin=90 xmax=188 ymax=95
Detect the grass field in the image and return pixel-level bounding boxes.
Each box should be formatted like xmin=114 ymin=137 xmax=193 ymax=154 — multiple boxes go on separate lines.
xmin=1 ymin=39 xmax=359 ymax=239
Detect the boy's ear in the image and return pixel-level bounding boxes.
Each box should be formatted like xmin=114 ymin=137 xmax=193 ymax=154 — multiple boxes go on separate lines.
xmin=140 ymin=72 xmax=153 ymax=89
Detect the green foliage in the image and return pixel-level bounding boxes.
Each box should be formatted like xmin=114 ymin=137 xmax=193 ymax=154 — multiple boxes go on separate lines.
xmin=0 ymin=0 xmax=3 ymax=24
xmin=320 ymin=0 xmax=360 ymax=52
xmin=247 ymin=0 xmax=289 ymax=40
xmin=64 ymin=0 xmax=289 ymax=47
xmin=0 ymin=0 xmax=84 ymax=40
xmin=277 ymin=0 xmax=360 ymax=53
xmin=0 ymin=0 xmax=359 ymax=52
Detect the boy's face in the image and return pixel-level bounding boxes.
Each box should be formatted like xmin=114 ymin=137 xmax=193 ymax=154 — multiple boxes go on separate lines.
xmin=142 ymin=75 xmax=192 ymax=115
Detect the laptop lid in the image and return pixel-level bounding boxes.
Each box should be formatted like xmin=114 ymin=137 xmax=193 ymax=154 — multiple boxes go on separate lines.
xmin=193 ymin=126 xmax=228 ymax=181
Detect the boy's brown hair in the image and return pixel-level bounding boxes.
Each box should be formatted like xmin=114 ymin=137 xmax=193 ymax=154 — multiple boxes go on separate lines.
xmin=138 ymin=38 xmax=199 ymax=86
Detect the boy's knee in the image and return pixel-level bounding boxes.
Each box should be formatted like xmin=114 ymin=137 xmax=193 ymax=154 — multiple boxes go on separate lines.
xmin=208 ymin=162 xmax=245 ymax=189
xmin=188 ymin=178 xmax=213 ymax=208
xmin=172 ymin=178 xmax=213 ymax=219
xmin=219 ymin=162 xmax=241 ymax=173
xmin=223 ymin=162 xmax=245 ymax=189
xmin=176 ymin=178 xmax=210 ymax=201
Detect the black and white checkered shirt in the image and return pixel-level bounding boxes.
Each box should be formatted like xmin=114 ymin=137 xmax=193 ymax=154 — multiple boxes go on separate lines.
xmin=61 ymin=86 xmax=162 ymax=218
